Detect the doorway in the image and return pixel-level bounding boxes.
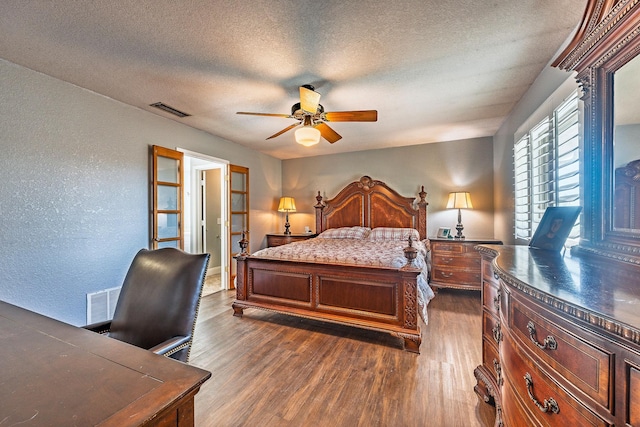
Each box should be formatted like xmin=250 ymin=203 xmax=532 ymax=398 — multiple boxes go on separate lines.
xmin=180 ymin=150 xmax=228 ymax=296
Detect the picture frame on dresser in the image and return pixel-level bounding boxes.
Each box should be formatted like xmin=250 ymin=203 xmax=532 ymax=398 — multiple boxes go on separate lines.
xmin=529 ymin=206 xmax=581 ymax=252
xmin=436 ymin=227 xmax=451 ymax=238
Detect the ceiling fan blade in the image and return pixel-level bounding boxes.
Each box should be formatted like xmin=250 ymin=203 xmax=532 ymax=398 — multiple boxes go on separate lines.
xmin=237 ymin=112 xmax=293 ymax=118
xmin=315 ymin=122 xmax=342 ymax=144
xmin=324 ymin=110 xmax=378 ymax=122
xmin=266 ymin=123 xmax=300 ymax=140
xmin=300 ymin=86 xmax=321 ymax=113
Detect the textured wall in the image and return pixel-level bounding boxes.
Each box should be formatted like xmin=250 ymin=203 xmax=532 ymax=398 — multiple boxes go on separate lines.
xmin=281 ymin=138 xmax=495 ymax=239
xmin=0 ymin=59 xmax=281 ymax=325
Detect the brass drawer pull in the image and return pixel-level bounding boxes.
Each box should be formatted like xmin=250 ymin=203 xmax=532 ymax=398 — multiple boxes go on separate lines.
xmin=441 ymin=257 xmax=454 ymax=264
xmin=493 ymin=289 xmax=501 ymax=312
xmin=493 ymin=359 xmax=503 ymax=387
xmin=524 ymin=373 xmax=560 ymax=414
xmin=439 ymin=271 xmax=454 ymax=278
xmin=492 ymin=321 xmax=502 ymax=344
xmin=527 ymin=321 xmax=558 ymax=350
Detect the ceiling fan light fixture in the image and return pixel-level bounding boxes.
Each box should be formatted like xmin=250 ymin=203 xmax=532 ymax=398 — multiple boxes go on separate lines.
xmin=295 ymin=126 xmax=321 ymax=147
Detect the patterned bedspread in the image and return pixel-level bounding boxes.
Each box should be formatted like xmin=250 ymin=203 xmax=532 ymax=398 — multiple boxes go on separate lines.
xmin=252 ymin=237 xmax=435 ymax=323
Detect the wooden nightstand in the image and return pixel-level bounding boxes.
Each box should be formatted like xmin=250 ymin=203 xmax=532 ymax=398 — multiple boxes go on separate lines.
xmin=266 ymin=233 xmax=317 ymax=247
xmin=430 ymin=238 xmax=502 ymax=291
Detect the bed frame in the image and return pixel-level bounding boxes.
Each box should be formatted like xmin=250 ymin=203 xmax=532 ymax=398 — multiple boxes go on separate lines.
xmin=232 ymin=176 xmax=428 ymax=352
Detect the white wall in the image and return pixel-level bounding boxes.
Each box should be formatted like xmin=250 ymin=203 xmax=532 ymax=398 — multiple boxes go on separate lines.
xmin=281 ymin=137 xmax=495 ymax=240
xmin=0 ymin=59 xmax=281 ymax=325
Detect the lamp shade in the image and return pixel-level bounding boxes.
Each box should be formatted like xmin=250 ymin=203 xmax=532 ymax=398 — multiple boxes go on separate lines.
xmin=278 ymin=196 xmax=296 ymax=212
xmin=295 ymin=126 xmax=321 ymax=147
xmin=446 ymin=192 xmax=473 ymax=209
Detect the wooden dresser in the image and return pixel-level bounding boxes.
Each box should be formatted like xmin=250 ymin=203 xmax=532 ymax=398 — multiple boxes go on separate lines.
xmin=266 ymin=232 xmax=317 ymax=247
xmin=474 ymin=245 xmax=640 ymax=426
xmin=430 ymin=238 xmax=502 ymax=291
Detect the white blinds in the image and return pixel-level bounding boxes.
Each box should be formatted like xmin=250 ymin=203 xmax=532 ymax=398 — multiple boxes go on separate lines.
xmin=514 ymin=135 xmax=531 ymax=240
xmin=513 ymin=90 xmax=581 ymax=241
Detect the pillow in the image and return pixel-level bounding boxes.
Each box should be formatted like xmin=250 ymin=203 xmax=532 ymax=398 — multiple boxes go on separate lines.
xmin=317 ymin=226 xmax=371 ymax=239
xmin=369 ymin=227 xmax=420 ymax=241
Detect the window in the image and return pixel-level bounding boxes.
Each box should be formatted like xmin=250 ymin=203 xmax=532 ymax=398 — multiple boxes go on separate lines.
xmin=514 ymin=90 xmax=581 ymax=242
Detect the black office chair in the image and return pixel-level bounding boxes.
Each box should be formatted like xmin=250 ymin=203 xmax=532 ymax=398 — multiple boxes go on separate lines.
xmin=84 ymin=248 xmax=210 ymax=362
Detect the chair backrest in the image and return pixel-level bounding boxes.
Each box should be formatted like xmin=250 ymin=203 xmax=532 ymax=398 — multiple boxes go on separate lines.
xmin=108 ymin=248 xmax=210 ymax=362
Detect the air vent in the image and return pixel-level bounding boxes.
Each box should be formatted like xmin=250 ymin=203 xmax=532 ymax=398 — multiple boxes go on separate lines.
xmin=87 ymin=286 xmax=121 ymax=324
xmin=150 ymin=102 xmax=191 ymax=118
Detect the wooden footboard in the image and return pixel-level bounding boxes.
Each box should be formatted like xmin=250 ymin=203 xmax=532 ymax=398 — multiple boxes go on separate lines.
xmin=232 ymin=254 xmax=423 ymax=353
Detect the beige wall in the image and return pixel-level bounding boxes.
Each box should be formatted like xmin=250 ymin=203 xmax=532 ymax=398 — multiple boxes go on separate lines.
xmin=280 ymin=137 xmax=495 ymax=240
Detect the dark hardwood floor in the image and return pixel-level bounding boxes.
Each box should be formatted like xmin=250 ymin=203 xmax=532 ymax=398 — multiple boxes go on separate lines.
xmin=190 ymin=288 xmax=495 ymax=426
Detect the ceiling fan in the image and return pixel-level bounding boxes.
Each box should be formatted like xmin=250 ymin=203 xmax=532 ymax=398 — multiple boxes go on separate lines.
xmin=236 ymin=84 xmax=377 ymax=146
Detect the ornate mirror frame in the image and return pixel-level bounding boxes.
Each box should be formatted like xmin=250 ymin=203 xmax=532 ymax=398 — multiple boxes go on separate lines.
xmin=553 ymin=0 xmax=640 ymax=264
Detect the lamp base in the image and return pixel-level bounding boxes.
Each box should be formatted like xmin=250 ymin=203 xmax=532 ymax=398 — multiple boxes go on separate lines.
xmin=454 ymin=208 xmax=465 ymax=239
xmin=283 ymin=212 xmax=291 ymax=235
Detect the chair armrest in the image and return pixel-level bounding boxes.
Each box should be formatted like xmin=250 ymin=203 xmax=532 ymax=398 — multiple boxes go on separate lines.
xmin=83 ymin=320 xmax=112 ymax=335
xmin=149 ymin=335 xmax=191 ymax=356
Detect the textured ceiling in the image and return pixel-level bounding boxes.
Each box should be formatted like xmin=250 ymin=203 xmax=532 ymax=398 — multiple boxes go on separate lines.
xmin=0 ymin=1 xmax=587 ymax=159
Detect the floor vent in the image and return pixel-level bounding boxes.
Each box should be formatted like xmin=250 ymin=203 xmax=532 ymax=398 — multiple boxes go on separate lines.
xmin=86 ymin=286 xmax=121 ymax=324
xmin=149 ymin=102 xmax=191 ymax=117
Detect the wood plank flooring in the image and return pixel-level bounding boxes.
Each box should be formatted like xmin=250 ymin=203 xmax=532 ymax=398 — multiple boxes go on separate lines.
xmin=190 ymin=289 xmax=495 ymax=426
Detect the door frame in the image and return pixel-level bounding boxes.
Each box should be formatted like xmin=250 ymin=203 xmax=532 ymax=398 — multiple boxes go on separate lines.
xmin=179 ymin=149 xmax=229 ymax=290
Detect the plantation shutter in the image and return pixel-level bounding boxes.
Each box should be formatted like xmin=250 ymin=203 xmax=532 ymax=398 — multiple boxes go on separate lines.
xmin=514 ymin=135 xmax=531 ymax=240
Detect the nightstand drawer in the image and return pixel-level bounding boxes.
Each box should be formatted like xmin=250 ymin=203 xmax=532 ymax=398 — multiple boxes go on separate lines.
xmin=431 ymin=267 xmax=481 ymax=285
xmin=432 ymin=253 xmax=481 ymax=268
xmin=266 ymin=233 xmax=316 ymax=247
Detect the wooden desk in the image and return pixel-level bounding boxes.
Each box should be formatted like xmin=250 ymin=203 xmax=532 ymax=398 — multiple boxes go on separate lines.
xmin=0 ymin=301 xmax=211 ymax=426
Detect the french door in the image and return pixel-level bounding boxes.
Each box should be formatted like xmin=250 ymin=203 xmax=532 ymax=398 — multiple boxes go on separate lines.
xmin=229 ymin=165 xmax=249 ymax=289
xmin=151 ymin=145 xmax=184 ymax=249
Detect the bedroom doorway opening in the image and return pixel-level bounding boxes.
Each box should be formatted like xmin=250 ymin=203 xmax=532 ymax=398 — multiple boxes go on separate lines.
xmin=181 ymin=149 xmax=229 ymax=296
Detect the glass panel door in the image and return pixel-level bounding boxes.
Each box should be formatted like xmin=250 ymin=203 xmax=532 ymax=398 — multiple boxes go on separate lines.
xmin=152 ymin=145 xmax=184 ymax=249
xmin=228 ymin=165 xmax=249 ymax=289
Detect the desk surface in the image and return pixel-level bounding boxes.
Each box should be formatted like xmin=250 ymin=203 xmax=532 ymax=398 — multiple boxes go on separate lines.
xmin=0 ymin=301 xmax=211 ymax=426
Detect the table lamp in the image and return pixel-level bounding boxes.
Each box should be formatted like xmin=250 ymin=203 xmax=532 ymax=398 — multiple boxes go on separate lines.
xmin=278 ymin=197 xmax=296 ymax=234
xmin=447 ymin=192 xmax=473 ymax=239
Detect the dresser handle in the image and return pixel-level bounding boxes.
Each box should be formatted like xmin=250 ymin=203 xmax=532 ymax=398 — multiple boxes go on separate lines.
xmin=492 ymin=322 xmax=502 ymax=344
xmin=493 ymin=289 xmax=501 ymax=312
xmin=527 ymin=321 xmax=558 ymax=350
xmin=524 ymin=373 xmax=560 ymax=414
xmin=441 ymin=257 xmax=454 ymax=264
xmin=493 ymin=359 xmax=503 ymax=387
xmin=439 ymin=271 xmax=453 ymax=278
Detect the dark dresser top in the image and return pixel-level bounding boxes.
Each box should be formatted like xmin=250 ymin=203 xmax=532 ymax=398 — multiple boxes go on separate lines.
xmin=476 ymin=245 xmax=640 ymax=346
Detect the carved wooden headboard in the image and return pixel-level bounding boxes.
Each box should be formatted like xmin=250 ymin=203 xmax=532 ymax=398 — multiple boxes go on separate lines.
xmin=314 ymin=176 xmax=428 ymax=240
xmin=615 ymin=159 xmax=640 ymax=229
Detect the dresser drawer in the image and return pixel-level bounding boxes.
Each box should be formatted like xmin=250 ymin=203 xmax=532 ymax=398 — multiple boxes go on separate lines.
xmin=510 ymin=298 xmax=612 ymax=409
xmin=483 ymin=311 xmax=501 ymax=348
xmin=482 ymin=336 xmax=501 ymax=381
xmin=482 ymin=258 xmax=499 ymax=285
xmin=627 ymin=361 xmax=640 ymax=426
xmin=431 ymin=267 xmax=480 ymax=285
xmin=501 ymin=334 xmax=609 ymax=427
xmin=432 ymin=253 xmax=480 ymax=268
xmin=482 ymin=279 xmax=501 ymax=317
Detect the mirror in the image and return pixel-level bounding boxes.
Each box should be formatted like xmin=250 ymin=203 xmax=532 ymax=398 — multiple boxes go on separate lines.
xmin=552 ymin=0 xmax=640 ymax=263
xmin=613 ymin=54 xmax=640 ymax=230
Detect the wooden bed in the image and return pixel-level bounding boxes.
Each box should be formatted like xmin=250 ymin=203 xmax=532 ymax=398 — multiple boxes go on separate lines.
xmin=232 ymin=176 xmax=429 ymax=352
